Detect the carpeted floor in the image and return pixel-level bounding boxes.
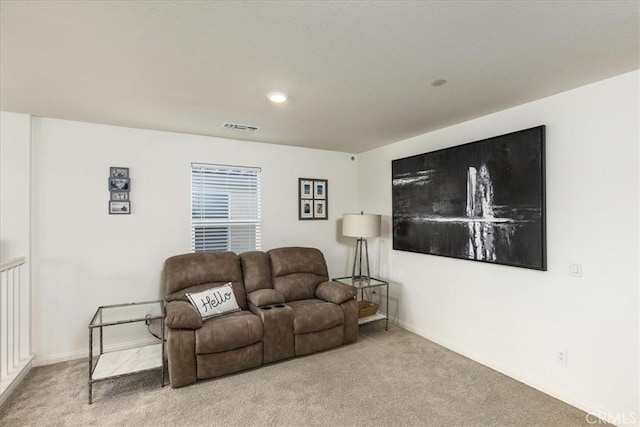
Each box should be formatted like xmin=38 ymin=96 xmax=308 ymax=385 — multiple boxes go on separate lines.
xmin=0 ymin=323 xmax=597 ymax=426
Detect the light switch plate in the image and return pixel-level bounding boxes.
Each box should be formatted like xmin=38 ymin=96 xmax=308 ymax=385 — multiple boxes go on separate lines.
xmin=570 ymin=262 xmax=582 ymax=277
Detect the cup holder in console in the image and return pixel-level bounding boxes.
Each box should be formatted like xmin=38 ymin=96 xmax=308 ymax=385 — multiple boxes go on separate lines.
xmin=274 ymin=304 xmax=286 ymax=308
xmin=261 ymin=306 xmax=273 ymax=310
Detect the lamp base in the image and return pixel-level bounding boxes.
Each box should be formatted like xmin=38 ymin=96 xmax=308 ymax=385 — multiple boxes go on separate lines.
xmin=351 ymin=238 xmax=371 ymax=282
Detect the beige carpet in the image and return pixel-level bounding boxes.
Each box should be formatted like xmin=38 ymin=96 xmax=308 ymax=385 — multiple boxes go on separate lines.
xmin=0 ymin=323 xmax=597 ymax=426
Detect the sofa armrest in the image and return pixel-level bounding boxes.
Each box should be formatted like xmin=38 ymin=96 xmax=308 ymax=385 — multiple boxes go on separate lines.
xmin=247 ymin=289 xmax=285 ymax=307
xmin=165 ymin=301 xmax=203 ymax=329
xmin=315 ymin=281 xmax=357 ymax=304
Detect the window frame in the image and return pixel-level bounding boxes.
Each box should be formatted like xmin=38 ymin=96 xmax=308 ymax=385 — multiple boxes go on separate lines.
xmin=190 ymin=163 xmax=262 ymax=253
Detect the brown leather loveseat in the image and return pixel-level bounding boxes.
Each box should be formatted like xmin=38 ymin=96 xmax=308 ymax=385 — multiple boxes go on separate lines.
xmin=163 ymin=247 xmax=358 ymax=388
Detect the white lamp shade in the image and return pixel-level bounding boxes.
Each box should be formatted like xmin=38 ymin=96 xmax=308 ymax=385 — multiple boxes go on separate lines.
xmin=342 ymin=213 xmax=381 ymax=238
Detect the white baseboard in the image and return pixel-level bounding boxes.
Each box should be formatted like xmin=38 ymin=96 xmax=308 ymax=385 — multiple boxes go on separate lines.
xmin=395 ymin=318 xmax=630 ymax=427
xmin=0 ymin=355 xmax=34 ymax=408
xmin=33 ymin=337 xmax=159 ymax=367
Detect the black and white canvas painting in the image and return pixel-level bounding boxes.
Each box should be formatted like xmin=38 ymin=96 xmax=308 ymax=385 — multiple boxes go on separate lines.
xmin=392 ymin=126 xmax=546 ymax=270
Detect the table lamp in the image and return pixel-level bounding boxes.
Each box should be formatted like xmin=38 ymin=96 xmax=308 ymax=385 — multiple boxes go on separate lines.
xmin=342 ymin=213 xmax=381 ymax=281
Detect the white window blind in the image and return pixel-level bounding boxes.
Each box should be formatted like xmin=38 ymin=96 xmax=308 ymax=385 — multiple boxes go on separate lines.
xmin=191 ymin=163 xmax=261 ymax=253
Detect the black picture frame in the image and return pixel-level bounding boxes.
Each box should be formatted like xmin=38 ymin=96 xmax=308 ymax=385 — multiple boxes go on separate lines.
xmin=109 ymin=201 xmax=131 ymax=215
xmin=110 ymin=192 xmax=129 ymax=201
xmin=392 ymin=126 xmax=546 ymax=270
xmin=298 ymin=178 xmax=328 ymax=220
xmin=108 ymin=177 xmax=130 ymax=192
xmin=110 ymin=167 xmax=129 ymax=178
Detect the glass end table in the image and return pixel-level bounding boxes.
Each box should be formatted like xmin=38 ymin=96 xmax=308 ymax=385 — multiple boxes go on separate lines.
xmin=332 ymin=276 xmax=389 ymax=330
xmin=88 ymin=300 xmax=165 ymax=404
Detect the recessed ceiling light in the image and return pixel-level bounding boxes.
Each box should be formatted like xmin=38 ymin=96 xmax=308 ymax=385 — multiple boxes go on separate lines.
xmin=267 ymin=91 xmax=288 ymax=104
xmin=431 ymin=79 xmax=447 ymax=87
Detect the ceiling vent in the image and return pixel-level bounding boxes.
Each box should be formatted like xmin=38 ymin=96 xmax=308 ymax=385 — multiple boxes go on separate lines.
xmin=222 ymin=122 xmax=260 ymax=132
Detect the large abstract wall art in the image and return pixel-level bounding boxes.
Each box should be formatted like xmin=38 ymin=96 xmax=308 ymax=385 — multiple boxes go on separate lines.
xmin=392 ymin=126 xmax=546 ymax=270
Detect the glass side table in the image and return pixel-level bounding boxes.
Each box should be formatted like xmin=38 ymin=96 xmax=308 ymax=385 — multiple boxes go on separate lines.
xmin=88 ymin=300 xmax=165 ymax=404
xmin=332 ymin=276 xmax=389 ymax=331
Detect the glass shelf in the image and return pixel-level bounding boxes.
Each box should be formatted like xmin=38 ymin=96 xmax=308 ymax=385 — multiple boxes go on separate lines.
xmin=332 ymin=276 xmax=389 ymax=331
xmin=88 ymin=300 xmax=165 ymax=404
xmin=332 ymin=276 xmax=388 ymax=289
xmin=89 ymin=300 xmax=164 ymax=328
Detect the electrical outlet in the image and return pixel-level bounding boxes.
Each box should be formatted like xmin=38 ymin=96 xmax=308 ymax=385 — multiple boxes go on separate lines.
xmin=145 ymin=314 xmax=151 ymax=325
xmin=557 ymin=350 xmax=568 ymax=365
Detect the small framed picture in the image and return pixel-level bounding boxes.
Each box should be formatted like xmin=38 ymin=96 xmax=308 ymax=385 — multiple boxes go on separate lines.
xmin=109 ymin=177 xmax=130 ymax=192
xmin=300 ymin=179 xmax=313 ymax=198
xmin=314 ymin=200 xmax=327 ymax=219
xmin=110 ymin=167 xmax=129 ymax=178
xmin=300 ymin=199 xmax=313 ymax=219
xmin=314 ymin=180 xmax=327 ymax=199
xmin=109 ymin=201 xmax=131 ymax=214
xmin=110 ymin=192 xmax=129 ymax=201
xmin=298 ymin=177 xmax=328 ymax=220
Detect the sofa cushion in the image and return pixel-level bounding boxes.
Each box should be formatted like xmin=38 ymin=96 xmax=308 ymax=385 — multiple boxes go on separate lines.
xmin=268 ymin=247 xmax=329 ymax=278
xmin=195 ymin=311 xmax=263 ymax=354
xmin=273 ymin=273 xmax=327 ymax=302
xmin=295 ymin=325 xmax=344 ymax=356
xmin=268 ymin=247 xmax=329 ymax=301
xmin=247 ymin=289 xmax=285 ymax=307
xmin=164 ymin=252 xmax=247 ymax=309
xmin=240 ymin=251 xmax=273 ymax=293
xmin=165 ymin=301 xmax=203 ymax=329
xmin=186 ymin=283 xmax=241 ymax=320
xmin=287 ymin=299 xmax=344 ymax=334
xmin=196 ymin=342 xmax=262 ymax=379
xmin=315 ymin=281 xmax=357 ymax=304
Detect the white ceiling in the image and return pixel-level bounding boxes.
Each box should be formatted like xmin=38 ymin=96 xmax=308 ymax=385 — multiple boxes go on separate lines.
xmin=1 ymin=1 xmax=638 ymax=153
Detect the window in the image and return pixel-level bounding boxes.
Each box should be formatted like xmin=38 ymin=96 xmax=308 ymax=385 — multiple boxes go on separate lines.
xmin=191 ymin=163 xmax=261 ymax=253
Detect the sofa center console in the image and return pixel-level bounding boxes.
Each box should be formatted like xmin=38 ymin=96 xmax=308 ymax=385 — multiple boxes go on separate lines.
xmin=251 ymin=303 xmax=294 ymax=364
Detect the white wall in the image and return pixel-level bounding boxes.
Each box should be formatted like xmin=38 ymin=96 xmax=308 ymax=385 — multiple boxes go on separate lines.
xmin=31 ymin=118 xmax=358 ymax=364
xmin=0 ymin=111 xmax=31 ymax=261
xmin=358 ymin=70 xmax=639 ymax=424
xmin=0 ymin=111 xmax=32 ymax=366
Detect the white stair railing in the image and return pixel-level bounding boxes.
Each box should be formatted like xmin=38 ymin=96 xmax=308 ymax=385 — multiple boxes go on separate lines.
xmin=0 ymin=256 xmax=33 ymax=405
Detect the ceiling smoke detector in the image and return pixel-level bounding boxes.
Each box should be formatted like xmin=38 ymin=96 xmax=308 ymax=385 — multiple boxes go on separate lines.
xmin=222 ymin=122 xmax=260 ymax=132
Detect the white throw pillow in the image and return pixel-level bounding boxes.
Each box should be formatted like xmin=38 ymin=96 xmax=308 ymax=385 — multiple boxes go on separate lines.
xmin=186 ymin=282 xmax=241 ymax=319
